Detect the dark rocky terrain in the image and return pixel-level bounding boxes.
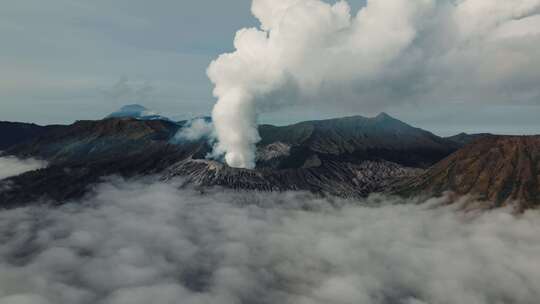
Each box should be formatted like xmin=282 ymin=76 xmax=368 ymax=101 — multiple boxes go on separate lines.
xmin=0 ymin=114 xmax=459 ymax=207
xmin=397 ymin=135 xmax=540 ymax=211
xmin=4 ymin=112 xmax=538 ymax=210
xmin=258 ymin=113 xmax=459 ymax=168
xmin=7 ymin=118 xmax=184 ymax=162
xmin=164 ymin=158 xmax=422 ymax=197
xmin=0 ymin=121 xmax=64 ymax=150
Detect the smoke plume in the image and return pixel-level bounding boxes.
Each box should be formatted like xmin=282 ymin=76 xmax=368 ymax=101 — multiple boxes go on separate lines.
xmin=173 ymin=118 xmax=215 ymax=142
xmin=0 ymin=178 xmax=539 ymax=304
xmin=208 ymin=0 xmax=540 ymax=168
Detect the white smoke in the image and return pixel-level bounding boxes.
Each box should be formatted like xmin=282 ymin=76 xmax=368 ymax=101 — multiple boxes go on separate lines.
xmin=0 ymin=178 xmax=540 ymax=304
xmin=0 ymin=156 xmax=47 ymax=180
xmin=208 ymin=0 xmax=540 ymax=168
xmin=174 ymin=118 xmax=215 ymax=142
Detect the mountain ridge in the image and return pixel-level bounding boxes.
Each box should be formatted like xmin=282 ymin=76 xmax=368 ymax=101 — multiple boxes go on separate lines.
xmin=0 ymin=113 xmax=457 ymax=206
xmin=3 ymin=113 xmax=537 ymax=210
xmin=0 ymin=121 xmax=64 ymax=151
xmin=258 ymin=113 xmax=458 ymax=168
xmin=396 ymin=135 xmax=540 ymax=211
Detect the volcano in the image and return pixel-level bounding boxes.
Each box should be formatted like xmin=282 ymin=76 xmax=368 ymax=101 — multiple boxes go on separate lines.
xmin=1 ymin=113 xmax=538 ymax=211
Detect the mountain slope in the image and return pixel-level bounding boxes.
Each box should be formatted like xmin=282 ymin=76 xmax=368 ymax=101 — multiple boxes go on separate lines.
xmin=1 ymin=114 xmax=459 ymax=207
xmin=0 ymin=122 xmax=63 ymax=151
xmin=165 ymin=113 xmax=456 ymax=196
xmin=164 ymin=159 xmax=420 ymax=198
xmin=258 ymin=113 xmax=459 ymax=168
xmin=7 ymin=118 xmax=182 ymax=162
xmin=397 ymin=135 xmax=540 ymax=210
xmin=0 ymin=144 xmax=190 ymax=208
xmin=0 ymin=118 xmax=210 ymax=207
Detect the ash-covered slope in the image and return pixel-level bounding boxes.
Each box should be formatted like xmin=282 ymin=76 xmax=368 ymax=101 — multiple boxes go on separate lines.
xmin=397 ymin=135 xmax=540 ymax=210
xmin=164 ymin=159 xmax=421 ymax=198
xmin=165 ymin=113 xmax=456 ymax=196
xmin=0 ymin=114 xmax=458 ymax=207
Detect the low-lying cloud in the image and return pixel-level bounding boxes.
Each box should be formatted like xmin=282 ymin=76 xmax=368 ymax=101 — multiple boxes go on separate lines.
xmin=0 ymin=156 xmax=47 ymax=180
xmin=0 ymin=178 xmax=539 ymax=304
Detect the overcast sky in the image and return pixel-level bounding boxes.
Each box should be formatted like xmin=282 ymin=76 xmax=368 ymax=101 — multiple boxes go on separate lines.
xmin=1 ymin=0 xmax=539 ymax=136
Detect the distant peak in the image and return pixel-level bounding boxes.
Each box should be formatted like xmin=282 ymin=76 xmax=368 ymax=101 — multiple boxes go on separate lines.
xmin=106 ymin=104 xmax=171 ymax=121
xmin=375 ymin=112 xmax=393 ymax=120
xmin=373 ymin=112 xmax=403 ymax=124
xmin=119 ymin=104 xmax=148 ymax=112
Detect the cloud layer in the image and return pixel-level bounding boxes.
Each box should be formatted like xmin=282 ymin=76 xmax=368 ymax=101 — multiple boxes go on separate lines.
xmin=1 ymin=178 xmax=539 ymax=304
xmin=208 ymin=0 xmax=540 ymax=168
xmin=0 ymin=156 xmax=47 ymax=180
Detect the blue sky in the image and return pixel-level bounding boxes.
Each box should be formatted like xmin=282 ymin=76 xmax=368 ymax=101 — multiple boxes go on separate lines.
xmin=0 ymin=0 xmax=258 ymax=123
xmin=1 ymin=0 xmax=539 ymax=136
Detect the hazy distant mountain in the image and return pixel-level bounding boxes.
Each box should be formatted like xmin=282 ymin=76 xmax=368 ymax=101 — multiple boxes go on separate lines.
xmin=397 ymin=135 xmax=540 ymax=211
xmin=106 ymin=104 xmax=171 ymax=121
xmin=445 ymin=132 xmax=492 ymax=146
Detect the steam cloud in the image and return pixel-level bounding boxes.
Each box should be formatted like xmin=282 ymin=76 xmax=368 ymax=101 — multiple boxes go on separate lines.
xmin=1 ymin=178 xmax=540 ymax=304
xmin=0 ymin=156 xmax=47 ymax=180
xmin=174 ymin=118 xmax=215 ymax=142
xmin=208 ymin=0 xmax=540 ymax=168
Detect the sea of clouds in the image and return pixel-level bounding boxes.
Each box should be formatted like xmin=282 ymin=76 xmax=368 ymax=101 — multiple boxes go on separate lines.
xmin=0 ymin=156 xmax=47 ymax=180
xmin=0 ymin=178 xmax=539 ymax=304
